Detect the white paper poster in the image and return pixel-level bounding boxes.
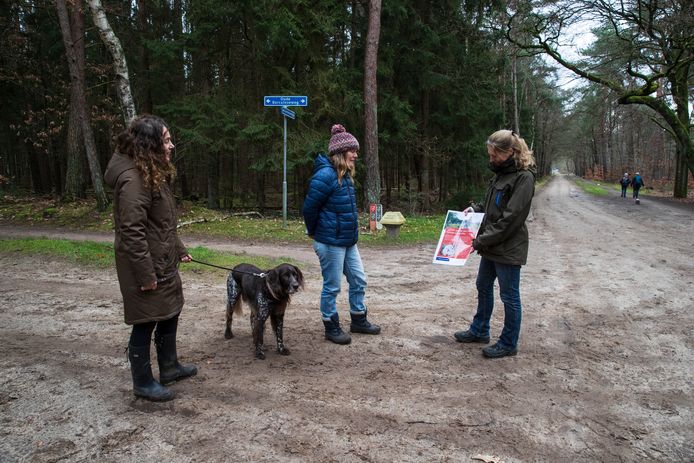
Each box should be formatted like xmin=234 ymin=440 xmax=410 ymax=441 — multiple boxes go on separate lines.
xmin=432 ymin=210 xmax=484 ymax=266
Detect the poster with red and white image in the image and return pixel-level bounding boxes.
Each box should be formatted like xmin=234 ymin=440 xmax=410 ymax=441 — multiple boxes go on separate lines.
xmin=432 ymin=210 xmax=484 ymax=266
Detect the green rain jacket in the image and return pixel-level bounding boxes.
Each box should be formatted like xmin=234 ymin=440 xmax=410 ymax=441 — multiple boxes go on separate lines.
xmin=473 ymin=159 xmax=536 ymax=266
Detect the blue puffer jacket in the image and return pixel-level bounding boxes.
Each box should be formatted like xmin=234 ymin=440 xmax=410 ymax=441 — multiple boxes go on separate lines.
xmin=303 ymin=154 xmax=359 ymax=247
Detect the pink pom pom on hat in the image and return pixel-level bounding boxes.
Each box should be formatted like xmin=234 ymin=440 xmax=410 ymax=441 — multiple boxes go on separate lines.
xmin=328 ymin=124 xmax=360 ymax=155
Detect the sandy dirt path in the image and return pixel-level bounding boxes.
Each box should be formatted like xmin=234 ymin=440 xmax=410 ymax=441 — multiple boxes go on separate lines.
xmin=1 ymin=175 xmax=693 ymax=462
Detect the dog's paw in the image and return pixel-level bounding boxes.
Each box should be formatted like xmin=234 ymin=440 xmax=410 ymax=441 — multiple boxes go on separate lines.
xmin=255 ymin=350 xmax=266 ymax=360
xmin=224 ymin=329 xmax=234 ymax=339
xmin=277 ymin=346 xmax=291 ymax=355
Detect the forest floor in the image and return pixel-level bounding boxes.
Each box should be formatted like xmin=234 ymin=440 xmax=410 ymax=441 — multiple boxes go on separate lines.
xmin=1 ymin=175 xmax=693 ymax=462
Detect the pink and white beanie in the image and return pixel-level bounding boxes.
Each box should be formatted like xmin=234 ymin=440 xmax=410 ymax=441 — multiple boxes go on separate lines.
xmin=328 ymin=124 xmax=359 ymax=155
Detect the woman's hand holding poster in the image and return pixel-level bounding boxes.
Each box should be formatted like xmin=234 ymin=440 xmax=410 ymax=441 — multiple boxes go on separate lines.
xmin=433 ymin=210 xmax=484 ymax=266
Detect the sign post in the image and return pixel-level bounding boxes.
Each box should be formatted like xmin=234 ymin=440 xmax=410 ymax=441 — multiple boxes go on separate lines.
xmin=369 ymin=203 xmax=377 ymax=233
xmin=283 ymin=113 xmax=288 ymax=227
xmin=279 ymin=107 xmax=295 ymax=228
xmin=263 ymin=96 xmax=306 ymax=229
xmin=369 ymin=203 xmax=383 ymax=233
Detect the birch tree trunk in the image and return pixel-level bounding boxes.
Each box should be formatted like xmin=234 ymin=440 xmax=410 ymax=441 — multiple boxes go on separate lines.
xmin=363 ymin=0 xmax=382 ymax=207
xmin=56 ymin=0 xmax=109 ymax=211
xmin=86 ymin=0 xmax=136 ymax=126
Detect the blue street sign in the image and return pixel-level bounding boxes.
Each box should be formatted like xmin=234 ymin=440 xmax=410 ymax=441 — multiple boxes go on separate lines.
xmin=264 ymin=95 xmax=308 ymax=107
xmin=280 ymin=107 xmax=296 ymax=119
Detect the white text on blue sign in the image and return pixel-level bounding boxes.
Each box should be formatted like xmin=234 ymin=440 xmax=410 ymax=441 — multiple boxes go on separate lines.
xmin=264 ymin=96 xmax=308 ymax=107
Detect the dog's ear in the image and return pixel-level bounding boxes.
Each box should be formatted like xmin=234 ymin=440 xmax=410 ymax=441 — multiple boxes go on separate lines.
xmin=266 ymin=268 xmax=283 ymax=298
xmin=292 ymin=265 xmax=304 ymax=288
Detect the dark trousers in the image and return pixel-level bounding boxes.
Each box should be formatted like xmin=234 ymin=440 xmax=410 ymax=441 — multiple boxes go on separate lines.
xmin=621 ymin=186 xmax=628 ymax=197
xmin=632 ymin=187 xmax=641 ymax=199
xmin=130 ymin=315 xmax=179 ymax=347
xmin=469 ymin=257 xmax=522 ymax=349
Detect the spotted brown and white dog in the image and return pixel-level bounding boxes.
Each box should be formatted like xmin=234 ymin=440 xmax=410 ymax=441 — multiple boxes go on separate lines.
xmin=225 ymin=263 xmax=304 ymax=359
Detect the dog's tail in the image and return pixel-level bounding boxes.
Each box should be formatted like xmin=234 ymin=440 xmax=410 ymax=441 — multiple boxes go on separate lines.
xmin=230 ymin=297 xmax=243 ymax=315
xmin=226 ymin=276 xmax=244 ymax=317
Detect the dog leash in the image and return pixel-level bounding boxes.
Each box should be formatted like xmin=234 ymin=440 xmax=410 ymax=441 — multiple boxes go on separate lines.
xmin=188 ymin=258 xmax=267 ymax=278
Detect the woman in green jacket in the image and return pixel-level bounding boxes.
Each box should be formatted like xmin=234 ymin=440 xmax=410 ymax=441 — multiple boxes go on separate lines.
xmin=454 ymin=129 xmax=536 ymax=358
xmin=105 ymin=115 xmax=197 ymax=401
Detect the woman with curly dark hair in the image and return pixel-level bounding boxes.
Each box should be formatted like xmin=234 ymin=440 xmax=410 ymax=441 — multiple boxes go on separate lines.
xmin=105 ymin=115 xmax=197 ymax=401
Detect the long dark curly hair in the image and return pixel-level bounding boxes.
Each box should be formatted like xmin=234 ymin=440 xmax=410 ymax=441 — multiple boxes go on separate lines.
xmin=116 ymin=115 xmax=176 ymax=191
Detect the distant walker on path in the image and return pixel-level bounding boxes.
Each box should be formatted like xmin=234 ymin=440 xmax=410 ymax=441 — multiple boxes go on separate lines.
xmin=620 ymin=173 xmax=630 ymax=198
xmin=631 ymin=172 xmax=644 ymax=203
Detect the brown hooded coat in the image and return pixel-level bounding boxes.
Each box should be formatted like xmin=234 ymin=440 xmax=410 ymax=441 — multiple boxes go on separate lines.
xmin=104 ymin=152 xmax=187 ymax=325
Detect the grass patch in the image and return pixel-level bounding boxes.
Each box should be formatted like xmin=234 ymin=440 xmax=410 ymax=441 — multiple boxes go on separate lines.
xmin=0 ymin=238 xmax=288 ymax=276
xmin=359 ymin=215 xmax=444 ymax=245
xmin=0 ymin=238 xmax=115 ymax=267
xmin=184 ymin=216 xmax=309 ymax=242
xmin=181 ymin=214 xmax=446 ymax=247
xmin=0 ymin=195 xmax=114 ymax=230
xmin=536 ymin=176 xmax=552 ymax=188
xmin=9 ymin=187 xmax=579 ymax=247
xmin=184 ymin=245 xmax=295 ymax=275
xmin=0 ymin=195 xmax=449 ymax=247
xmin=574 ymin=179 xmax=609 ymax=196
xmin=608 ymin=181 xmax=653 ymax=196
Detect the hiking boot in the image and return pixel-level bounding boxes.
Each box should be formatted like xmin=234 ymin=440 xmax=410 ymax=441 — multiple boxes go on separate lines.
xmin=350 ymin=311 xmax=381 ymax=335
xmin=323 ymin=314 xmax=351 ymax=345
xmin=482 ymin=343 xmax=518 ymax=358
xmin=453 ymin=330 xmax=490 ymax=344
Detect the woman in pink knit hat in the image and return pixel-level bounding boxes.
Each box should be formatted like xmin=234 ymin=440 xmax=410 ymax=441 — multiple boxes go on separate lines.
xmin=302 ymin=124 xmax=381 ymax=344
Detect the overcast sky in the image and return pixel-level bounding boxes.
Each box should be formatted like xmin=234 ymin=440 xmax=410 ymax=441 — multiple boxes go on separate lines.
xmin=551 ymin=20 xmax=598 ymax=91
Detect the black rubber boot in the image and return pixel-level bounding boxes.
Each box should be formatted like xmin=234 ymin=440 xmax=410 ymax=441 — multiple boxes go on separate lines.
xmin=350 ymin=311 xmax=381 ymax=335
xmin=323 ymin=314 xmax=351 ymax=344
xmin=155 ymin=333 xmax=198 ymax=385
xmin=128 ymin=343 xmax=174 ymax=402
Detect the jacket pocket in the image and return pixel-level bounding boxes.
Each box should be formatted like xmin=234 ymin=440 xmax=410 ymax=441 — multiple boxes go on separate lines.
xmin=493 ymin=183 xmax=513 ymax=211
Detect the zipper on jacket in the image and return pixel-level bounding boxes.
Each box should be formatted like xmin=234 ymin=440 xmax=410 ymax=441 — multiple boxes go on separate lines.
xmin=349 ymin=178 xmax=357 ymax=234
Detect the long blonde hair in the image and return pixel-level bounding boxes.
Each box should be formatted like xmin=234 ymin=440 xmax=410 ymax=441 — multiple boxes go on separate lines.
xmin=330 ymin=151 xmax=355 ymax=185
xmin=487 ymin=129 xmax=535 ymax=170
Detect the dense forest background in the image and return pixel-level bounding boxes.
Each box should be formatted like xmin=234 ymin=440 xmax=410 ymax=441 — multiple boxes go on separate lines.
xmin=1 ymin=0 xmax=692 ymax=213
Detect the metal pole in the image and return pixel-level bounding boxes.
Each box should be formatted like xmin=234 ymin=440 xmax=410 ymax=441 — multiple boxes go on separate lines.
xmin=283 ymin=114 xmax=288 ymax=229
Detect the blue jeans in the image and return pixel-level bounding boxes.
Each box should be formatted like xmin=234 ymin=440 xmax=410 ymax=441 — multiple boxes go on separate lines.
xmin=312 ymin=241 xmax=367 ymax=320
xmin=469 ymin=257 xmax=522 ymax=350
